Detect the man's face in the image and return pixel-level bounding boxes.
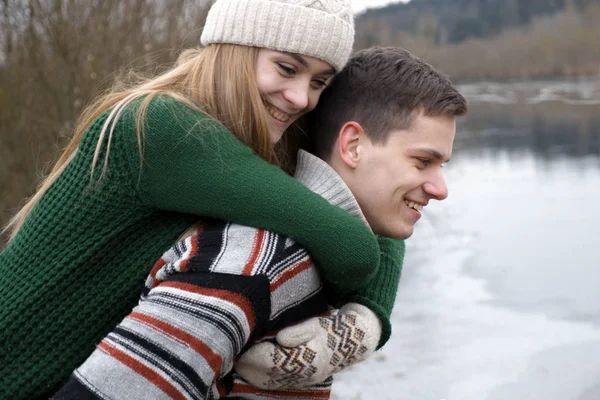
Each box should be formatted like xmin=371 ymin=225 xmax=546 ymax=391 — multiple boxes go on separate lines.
xmin=346 ymin=112 xmax=456 ymax=239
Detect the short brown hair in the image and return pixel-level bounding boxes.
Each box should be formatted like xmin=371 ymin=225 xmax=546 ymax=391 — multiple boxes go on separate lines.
xmin=309 ymin=47 xmax=468 ymax=159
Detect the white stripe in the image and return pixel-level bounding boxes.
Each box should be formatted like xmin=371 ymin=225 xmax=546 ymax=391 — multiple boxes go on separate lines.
xmin=120 ymin=318 xmax=217 ymax=385
xmin=106 ymin=332 xmax=203 ymax=399
xmin=136 ymin=292 xmax=248 ymax=360
xmin=146 ymin=291 xmax=250 ymax=352
xmin=212 ymin=224 xmax=262 ymax=275
xmin=271 ymin=266 xmax=322 ymax=319
xmin=72 ymin=370 xmax=112 ymax=400
xmin=255 ymin=230 xmax=278 ymax=274
xmin=76 ymin=341 xmax=191 ymax=400
xmin=267 ymin=250 xmax=311 ymax=280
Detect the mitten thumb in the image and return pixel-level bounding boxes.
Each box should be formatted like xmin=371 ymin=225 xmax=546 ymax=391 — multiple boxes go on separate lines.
xmin=276 ymin=317 xmax=323 ymax=347
xmin=339 ymin=302 xmax=382 ymax=351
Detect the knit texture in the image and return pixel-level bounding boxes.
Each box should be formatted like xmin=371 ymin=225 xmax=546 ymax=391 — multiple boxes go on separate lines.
xmin=348 ymin=236 xmax=405 ymax=349
xmin=200 ymin=0 xmax=354 ymax=71
xmin=294 ymin=149 xmax=369 ymax=227
xmin=55 ymin=218 xmax=332 ymax=399
xmin=54 ymin=149 xmax=402 ymax=399
xmin=0 ymin=95 xmax=378 ymax=399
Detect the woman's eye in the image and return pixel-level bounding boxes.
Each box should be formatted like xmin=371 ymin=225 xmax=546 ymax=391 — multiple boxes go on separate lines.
xmin=419 ymin=158 xmax=431 ymax=167
xmin=312 ymin=79 xmax=328 ymax=89
xmin=277 ymin=63 xmax=295 ymax=75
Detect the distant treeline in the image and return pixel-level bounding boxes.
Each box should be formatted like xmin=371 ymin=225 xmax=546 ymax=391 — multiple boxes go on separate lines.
xmin=356 ymin=0 xmax=600 ymax=81
xmin=358 ymin=0 xmax=598 ymax=44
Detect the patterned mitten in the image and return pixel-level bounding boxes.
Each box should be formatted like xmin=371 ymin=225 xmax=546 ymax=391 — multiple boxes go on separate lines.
xmin=234 ymin=303 xmax=381 ymax=389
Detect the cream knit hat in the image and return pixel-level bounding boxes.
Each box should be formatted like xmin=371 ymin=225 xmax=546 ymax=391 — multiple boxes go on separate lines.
xmin=200 ymin=0 xmax=354 ymax=71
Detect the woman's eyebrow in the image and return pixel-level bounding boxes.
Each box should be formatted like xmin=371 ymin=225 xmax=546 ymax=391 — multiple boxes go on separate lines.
xmin=282 ymin=52 xmax=336 ymax=75
xmin=283 ymin=52 xmax=309 ymax=67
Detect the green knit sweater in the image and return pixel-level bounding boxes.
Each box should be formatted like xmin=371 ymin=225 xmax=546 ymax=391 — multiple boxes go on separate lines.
xmin=0 ymin=96 xmax=382 ymax=399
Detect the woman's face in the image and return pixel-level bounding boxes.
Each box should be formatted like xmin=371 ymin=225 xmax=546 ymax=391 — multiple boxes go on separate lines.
xmin=255 ymin=49 xmax=336 ymax=143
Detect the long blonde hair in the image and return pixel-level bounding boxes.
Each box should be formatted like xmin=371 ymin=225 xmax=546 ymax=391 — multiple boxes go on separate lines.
xmin=4 ymin=44 xmax=273 ymax=241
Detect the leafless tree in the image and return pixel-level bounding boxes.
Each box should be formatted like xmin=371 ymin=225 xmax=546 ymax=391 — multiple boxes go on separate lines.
xmin=0 ymin=0 xmax=213 ymax=245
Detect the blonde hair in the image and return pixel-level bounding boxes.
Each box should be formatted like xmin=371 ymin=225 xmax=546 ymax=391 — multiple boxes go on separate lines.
xmin=4 ymin=44 xmax=273 ymax=241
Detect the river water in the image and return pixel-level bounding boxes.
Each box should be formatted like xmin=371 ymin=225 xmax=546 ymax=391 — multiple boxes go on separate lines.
xmin=332 ymin=79 xmax=600 ymax=400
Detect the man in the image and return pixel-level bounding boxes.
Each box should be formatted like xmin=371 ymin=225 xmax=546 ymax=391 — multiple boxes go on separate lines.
xmin=236 ymin=45 xmax=468 ymax=394
xmin=55 ymin=47 xmax=467 ymax=399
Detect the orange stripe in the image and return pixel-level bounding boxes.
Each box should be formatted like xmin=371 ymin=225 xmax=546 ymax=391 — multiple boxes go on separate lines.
xmin=179 ymin=229 xmax=201 ymax=273
xmin=231 ymin=382 xmax=331 ymax=399
xmin=98 ymin=341 xmax=187 ymax=400
xmin=127 ymin=311 xmax=223 ymax=376
xmin=216 ymin=380 xmax=228 ymax=397
xmin=271 ymin=259 xmax=313 ymax=291
xmin=243 ymin=229 xmax=267 ymax=275
xmin=148 ymin=257 xmax=166 ymax=288
xmin=158 ymin=281 xmax=257 ymax=331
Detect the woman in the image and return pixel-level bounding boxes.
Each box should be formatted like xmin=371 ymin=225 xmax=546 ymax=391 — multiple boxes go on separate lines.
xmin=0 ymin=1 xmax=391 ymax=399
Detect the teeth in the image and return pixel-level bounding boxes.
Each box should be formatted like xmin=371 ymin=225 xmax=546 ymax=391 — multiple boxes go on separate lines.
xmin=405 ymin=200 xmax=423 ymax=212
xmin=267 ymin=105 xmax=290 ymax=122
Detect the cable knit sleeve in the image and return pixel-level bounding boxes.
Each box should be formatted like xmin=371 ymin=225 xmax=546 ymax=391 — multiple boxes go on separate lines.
xmin=346 ymin=237 xmax=405 ymax=349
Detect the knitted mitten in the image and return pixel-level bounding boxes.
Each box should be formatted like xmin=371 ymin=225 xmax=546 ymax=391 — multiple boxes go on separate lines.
xmin=235 ymin=303 xmax=380 ymax=389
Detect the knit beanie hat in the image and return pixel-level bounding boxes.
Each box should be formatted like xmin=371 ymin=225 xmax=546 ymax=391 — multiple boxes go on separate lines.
xmin=200 ymin=0 xmax=354 ymax=71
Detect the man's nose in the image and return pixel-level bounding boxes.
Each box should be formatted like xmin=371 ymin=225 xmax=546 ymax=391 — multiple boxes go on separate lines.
xmin=423 ymin=170 xmax=449 ymax=200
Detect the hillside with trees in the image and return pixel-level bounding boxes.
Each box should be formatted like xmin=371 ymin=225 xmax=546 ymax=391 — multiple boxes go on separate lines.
xmin=358 ymin=0 xmax=598 ymax=44
xmin=356 ymin=0 xmax=600 ymax=81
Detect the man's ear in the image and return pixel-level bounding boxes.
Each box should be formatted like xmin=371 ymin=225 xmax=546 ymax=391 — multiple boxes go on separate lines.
xmin=336 ymin=121 xmax=366 ymax=169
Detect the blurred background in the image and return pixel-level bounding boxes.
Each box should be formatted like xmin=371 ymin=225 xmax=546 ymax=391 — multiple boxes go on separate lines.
xmin=1 ymin=0 xmax=599 ymax=399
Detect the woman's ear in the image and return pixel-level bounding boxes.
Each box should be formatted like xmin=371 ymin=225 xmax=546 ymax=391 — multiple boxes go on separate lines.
xmin=337 ymin=121 xmax=366 ymax=169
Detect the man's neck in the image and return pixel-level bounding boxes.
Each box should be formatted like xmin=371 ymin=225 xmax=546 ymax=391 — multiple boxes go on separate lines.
xmin=294 ymin=150 xmax=370 ymax=229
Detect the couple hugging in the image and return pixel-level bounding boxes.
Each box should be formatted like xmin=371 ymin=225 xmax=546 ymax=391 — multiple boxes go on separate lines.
xmin=1 ymin=1 xmax=467 ymax=399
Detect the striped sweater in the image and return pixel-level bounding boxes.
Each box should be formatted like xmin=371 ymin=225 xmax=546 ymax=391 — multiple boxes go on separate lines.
xmin=54 ymin=151 xmax=404 ymax=400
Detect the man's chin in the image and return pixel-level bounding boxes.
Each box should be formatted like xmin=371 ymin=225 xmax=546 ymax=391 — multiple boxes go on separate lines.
xmin=374 ymin=226 xmax=413 ymax=240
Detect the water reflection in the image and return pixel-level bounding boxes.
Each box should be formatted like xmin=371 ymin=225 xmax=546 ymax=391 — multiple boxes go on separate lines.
xmin=333 ymin=80 xmax=600 ymax=400
xmin=456 ymin=78 xmax=600 ymax=163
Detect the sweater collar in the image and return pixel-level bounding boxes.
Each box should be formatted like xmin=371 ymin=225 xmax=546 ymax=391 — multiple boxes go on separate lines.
xmin=294 ymin=149 xmax=370 ymax=229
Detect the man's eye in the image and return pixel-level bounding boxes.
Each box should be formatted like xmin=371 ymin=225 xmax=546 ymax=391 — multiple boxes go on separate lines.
xmin=419 ymin=158 xmax=431 ymax=167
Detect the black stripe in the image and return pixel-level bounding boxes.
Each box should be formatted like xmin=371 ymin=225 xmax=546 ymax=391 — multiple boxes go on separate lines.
xmin=268 ymin=250 xmax=311 ymax=281
xmin=149 ymin=271 xmax=271 ymax=351
xmin=279 ymin=238 xmax=307 ymax=259
xmin=186 ymin=218 xmax=228 ymax=272
xmin=316 ymin=375 xmax=334 ymax=387
xmin=268 ymin=287 xmax=329 ymax=332
xmin=110 ymin=327 xmax=209 ymax=398
xmin=257 ymin=230 xmax=279 ymax=272
xmin=255 ymin=233 xmax=288 ymax=276
xmin=53 ymin=373 xmax=106 ymax=400
xmin=173 ymin=239 xmax=185 ymax=259
xmin=167 ymin=271 xmax=272 ymax=340
xmin=146 ymin=292 xmax=245 ymax=352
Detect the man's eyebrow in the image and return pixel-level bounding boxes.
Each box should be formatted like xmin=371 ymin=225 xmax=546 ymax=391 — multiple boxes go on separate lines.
xmin=282 ymin=52 xmax=336 ymax=75
xmin=415 ymin=148 xmax=451 ymax=163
